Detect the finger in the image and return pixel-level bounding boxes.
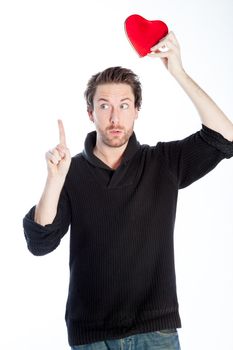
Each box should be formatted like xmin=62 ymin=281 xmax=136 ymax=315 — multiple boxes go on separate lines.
xmin=56 ymin=144 xmax=66 ymax=158
xmin=147 ymin=52 xmax=157 ymax=57
xmin=150 ymin=40 xmax=178 ymax=55
xmin=46 ymin=150 xmax=60 ymax=165
xmin=148 ymin=51 xmax=169 ymax=58
xmin=164 ymin=32 xmax=180 ymax=49
xmin=151 ymin=31 xmax=178 ymax=52
xmin=163 ymin=40 xmax=178 ymax=53
xmin=167 ymin=31 xmax=179 ymax=47
xmin=53 ymin=147 xmax=63 ymax=160
xmin=58 ymin=119 xmax=67 ymax=146
xmin=150 ymin=32 xmax=169 ymax=50
xmin=150 ymin=39 xmax=168 ymax=52
xmin=46 ymin=148 xmax=63 ymax=164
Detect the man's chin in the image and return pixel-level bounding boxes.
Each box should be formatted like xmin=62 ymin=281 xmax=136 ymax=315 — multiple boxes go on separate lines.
xmin=104 ymin=136 xmax=129 ymax=148
xmin=106 ymin=140 xmax=127 ymax=148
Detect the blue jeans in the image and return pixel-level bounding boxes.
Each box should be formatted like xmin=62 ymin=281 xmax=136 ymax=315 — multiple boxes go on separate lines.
xmin=71 ymin=329 xmax=181 ymax=349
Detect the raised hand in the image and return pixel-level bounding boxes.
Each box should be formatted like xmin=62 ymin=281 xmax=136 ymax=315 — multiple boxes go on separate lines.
xmin=148 ymin=31 xmax=184 ymax=76
xmin=46 ymin=119 xmax=71 ymax=178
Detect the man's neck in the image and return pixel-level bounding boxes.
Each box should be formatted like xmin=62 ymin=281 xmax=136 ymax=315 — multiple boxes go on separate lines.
xmin=93 ymin=141 xmax=128 ymax=170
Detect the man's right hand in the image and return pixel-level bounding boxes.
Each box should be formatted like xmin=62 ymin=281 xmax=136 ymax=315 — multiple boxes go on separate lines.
xmin=46 ymin=119 xmax=71 ymax=178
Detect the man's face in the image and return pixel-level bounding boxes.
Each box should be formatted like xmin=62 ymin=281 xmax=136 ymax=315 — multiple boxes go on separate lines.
xmin=88 ymin=83 xmax=138 ymax=148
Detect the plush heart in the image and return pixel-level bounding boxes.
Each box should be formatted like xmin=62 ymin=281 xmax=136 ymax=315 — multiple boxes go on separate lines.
xmin=124 ymin=14 xmax=168 ymax=57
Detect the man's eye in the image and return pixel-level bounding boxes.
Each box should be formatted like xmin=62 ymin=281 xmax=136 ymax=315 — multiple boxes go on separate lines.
xmin=100 ymin=104 xmax=109 ymax=110
xmin=120 ymin=103 xmax=129 ymax=110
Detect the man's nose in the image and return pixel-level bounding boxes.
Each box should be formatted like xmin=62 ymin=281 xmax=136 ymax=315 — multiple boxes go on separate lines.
xmin=109 ymin=107 xmax=120 ymax=124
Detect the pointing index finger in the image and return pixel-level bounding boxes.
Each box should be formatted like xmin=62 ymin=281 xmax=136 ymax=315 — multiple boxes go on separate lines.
xmin=58 ymin=119 xmax=67 ymax=146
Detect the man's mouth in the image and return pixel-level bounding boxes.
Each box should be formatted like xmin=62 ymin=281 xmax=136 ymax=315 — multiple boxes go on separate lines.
xmin=108 ymin=129 xmax=123 ymax=135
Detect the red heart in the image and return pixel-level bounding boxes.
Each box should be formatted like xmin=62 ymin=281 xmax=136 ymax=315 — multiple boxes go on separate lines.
xmin=124 ymin=14 xmax=169 ymax=57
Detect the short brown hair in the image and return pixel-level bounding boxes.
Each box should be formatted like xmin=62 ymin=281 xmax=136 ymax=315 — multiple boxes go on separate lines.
xmin=84 ymin=66 xmax=142 ymax=111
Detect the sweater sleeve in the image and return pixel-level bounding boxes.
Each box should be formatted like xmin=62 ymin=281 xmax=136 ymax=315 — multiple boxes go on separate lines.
xmin=157 ymin=124 xmax=233 ymax=189
xmin=23 ymin=186 xmax=71 ymax=256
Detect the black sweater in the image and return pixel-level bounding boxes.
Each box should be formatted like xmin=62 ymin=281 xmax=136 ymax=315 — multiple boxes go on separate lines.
xmin=23 ymin=125 xmax=233 ymax=346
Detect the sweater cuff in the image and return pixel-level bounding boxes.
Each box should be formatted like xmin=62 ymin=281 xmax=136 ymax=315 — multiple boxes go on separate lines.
xmin=200 ymin=124 xmax=233 ymax=159
xmin=23 ymin=206 xmax=60 ymax=239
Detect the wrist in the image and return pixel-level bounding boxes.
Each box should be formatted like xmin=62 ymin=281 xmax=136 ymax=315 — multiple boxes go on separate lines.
xmin=171 ymin=66 xmax=187 ymax=80
xmin=46 ymin=173 xmax=66 ymax=188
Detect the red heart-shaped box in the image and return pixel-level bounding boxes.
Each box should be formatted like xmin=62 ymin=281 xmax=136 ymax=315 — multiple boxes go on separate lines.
xmin=124 ymin=14 xmax=168 ymax=57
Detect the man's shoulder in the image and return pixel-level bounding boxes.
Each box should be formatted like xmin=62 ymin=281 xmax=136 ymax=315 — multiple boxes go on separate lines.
xmin=68 ymin=152 xmax=85 ymax=172
xmin=139 ymin=141 xmax=162 ymax=153
xmin=72 ymin=152 xmax=84 ymax=161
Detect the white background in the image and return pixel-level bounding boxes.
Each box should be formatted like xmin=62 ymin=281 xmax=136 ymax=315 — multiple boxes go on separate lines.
xmin=0 ymin=0 xmax=233 ymax=349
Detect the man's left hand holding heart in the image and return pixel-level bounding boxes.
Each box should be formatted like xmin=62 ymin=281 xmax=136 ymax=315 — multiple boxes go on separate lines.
xmin=148 ymin=31 xmax=184 ymax=77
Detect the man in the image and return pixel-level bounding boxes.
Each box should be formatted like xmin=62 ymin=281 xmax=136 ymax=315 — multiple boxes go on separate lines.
xmin=23 ymin=32 xmax=233 ymax=349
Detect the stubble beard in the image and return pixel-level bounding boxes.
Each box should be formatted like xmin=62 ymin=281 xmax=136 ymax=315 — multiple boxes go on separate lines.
xmin=98 ymin=125 xmax=134 ymax=148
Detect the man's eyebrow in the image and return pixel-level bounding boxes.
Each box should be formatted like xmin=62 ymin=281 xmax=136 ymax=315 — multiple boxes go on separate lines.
xmin=97 ymin=97 xmax=132 ymax=102
xmin=97 ymin=98 xmax=109 ymax=102
xmin=120 ymin=97 xmax=132 ymax=102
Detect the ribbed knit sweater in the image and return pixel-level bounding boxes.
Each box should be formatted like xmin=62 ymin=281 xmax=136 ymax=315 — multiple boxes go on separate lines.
xmin=23 ymin=125 xmax=233 ymax=346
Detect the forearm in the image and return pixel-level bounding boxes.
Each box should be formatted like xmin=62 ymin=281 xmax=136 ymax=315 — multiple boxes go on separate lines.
xmin=149 ymin=32 xmax=233 ymax=141
xmin=174 ymin=69 xmax=233 ymax=141
xmin=35 ymin=175 xmax=66 ymax=226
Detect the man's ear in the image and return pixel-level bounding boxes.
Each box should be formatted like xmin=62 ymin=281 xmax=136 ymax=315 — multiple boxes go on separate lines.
xmin=135 ymin=108 xmax=139 ymax=120
xmin=88 ymin=109 xmax=94 ymax=122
